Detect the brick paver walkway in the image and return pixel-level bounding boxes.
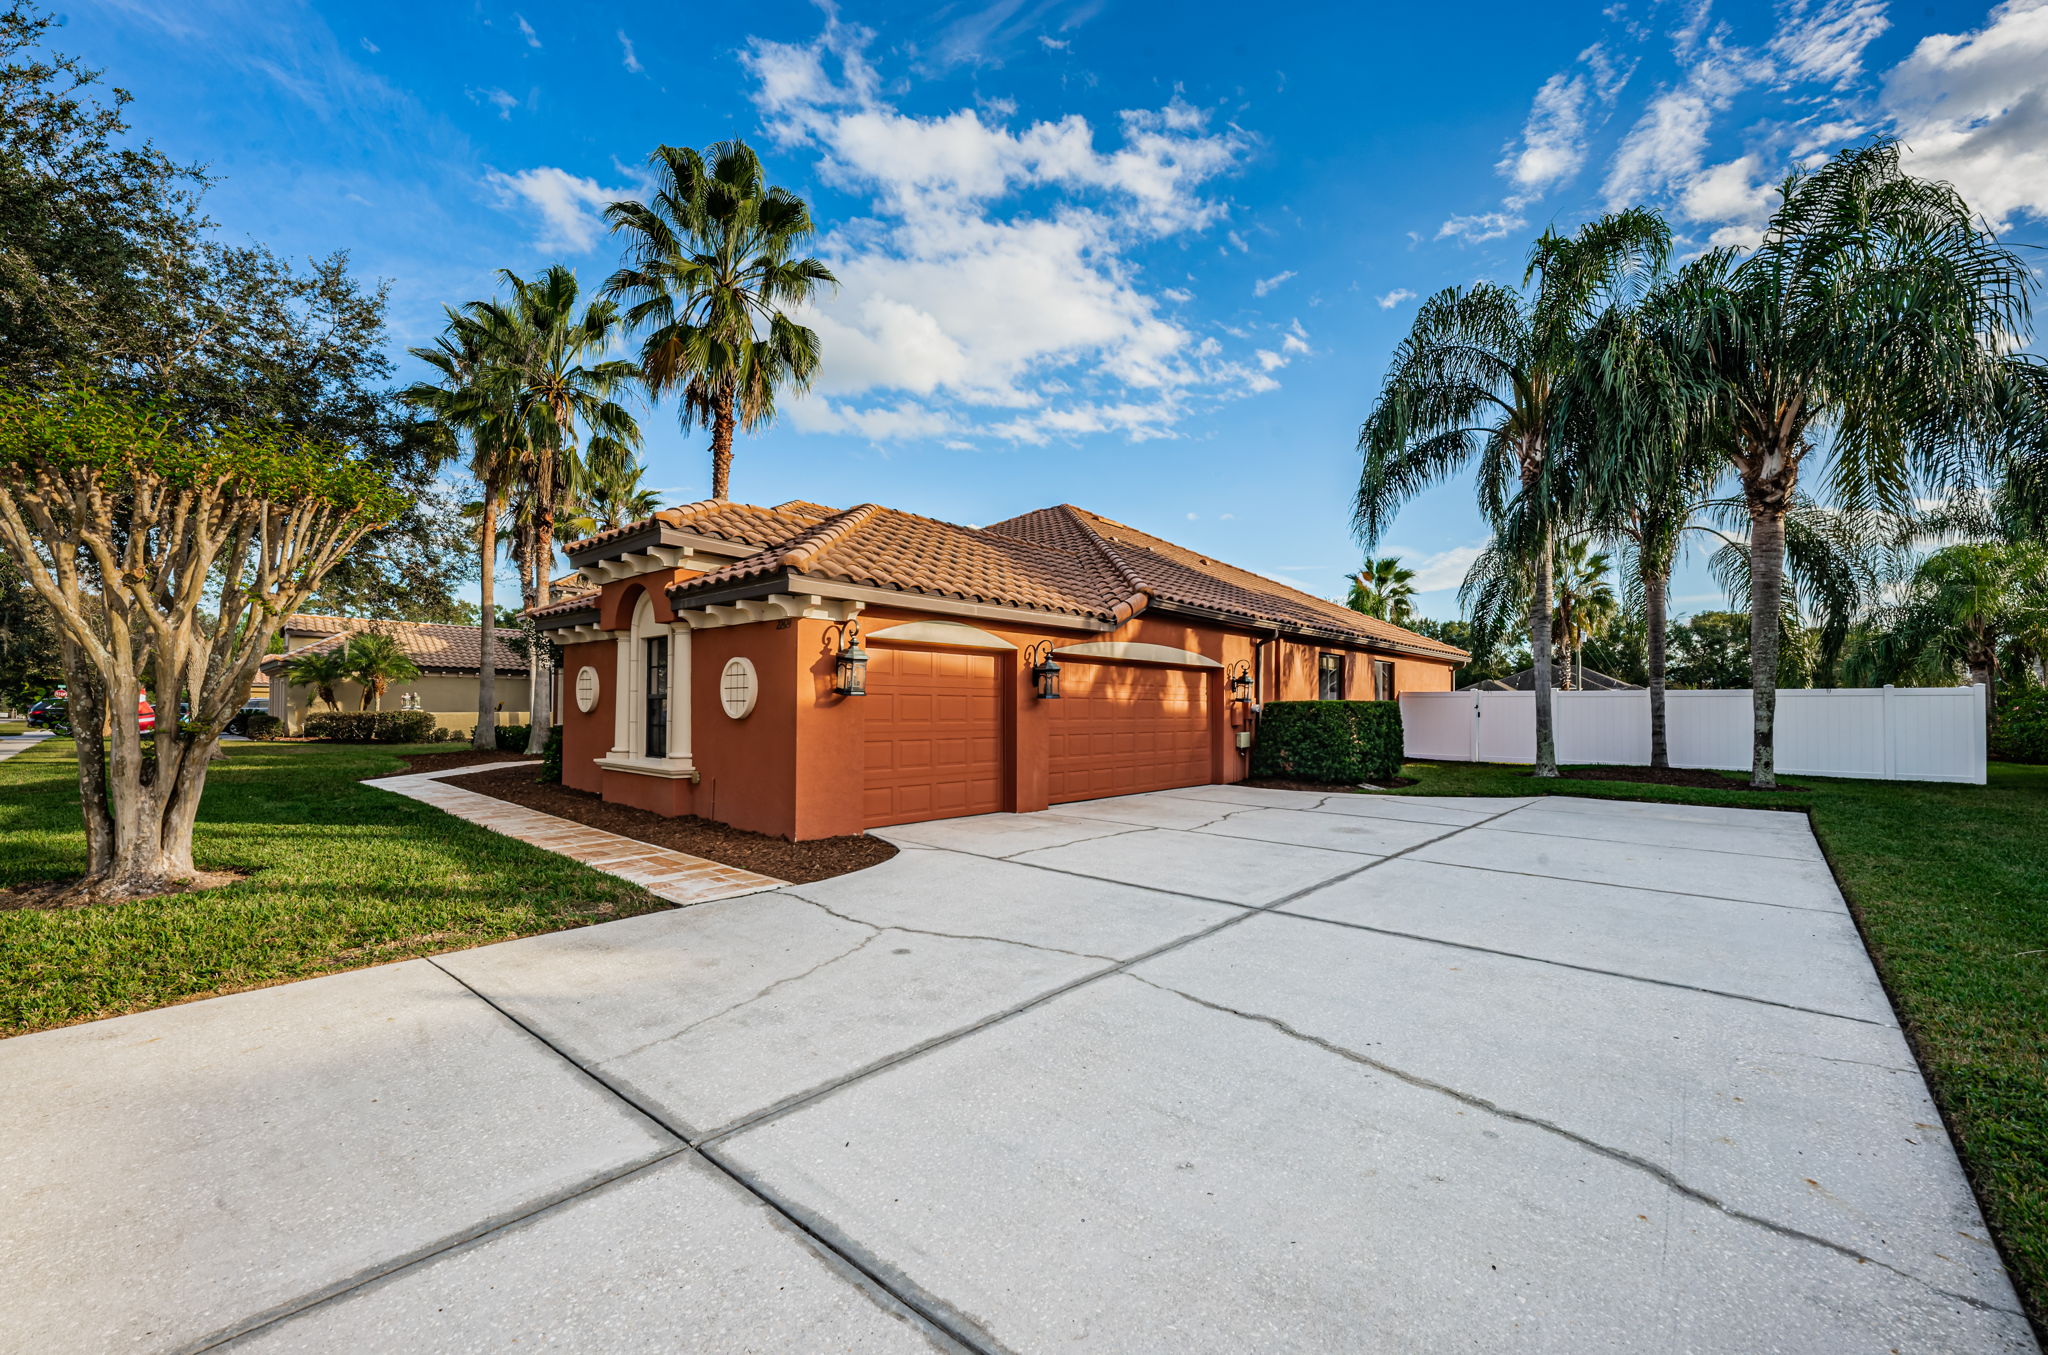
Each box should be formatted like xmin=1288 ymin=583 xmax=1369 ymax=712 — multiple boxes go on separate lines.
xmin=364 ymin=763 xmax=786 ymax=905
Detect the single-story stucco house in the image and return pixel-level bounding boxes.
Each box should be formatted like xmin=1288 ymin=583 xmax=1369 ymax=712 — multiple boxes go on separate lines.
xmin=531 ymin=499 xmax=1466 ymax=841
xmin=260 ymin=615 xmax=533 ymax=736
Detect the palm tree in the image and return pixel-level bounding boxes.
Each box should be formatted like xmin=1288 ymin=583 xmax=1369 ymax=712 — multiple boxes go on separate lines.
xmin=1346 ymin=556 xmax=1417 ymax=623
xmin=1358 ymin=209 xmax=1670 ymax=775
xmin=342 ymin=632 xmax=422 ymax=712
xmin=469 ymin=266 xmax=642 ymax=753
xmin=405 ymin=308 xmax=524 ymax=751
xmin=1551 ymin=540 xmax=1617 ymax=692
xmin=604 ymin=140 xmax=837 ymax=501
xmin=1863 ymin=543 xmax=2048 ymax=726
xmin=1646 ymin=141 xmax=2034 ymax=786
xmin=580 ymin=460 xmax=665 ymax=534
xmin=284 ymin=646 xmax=353 ymax=712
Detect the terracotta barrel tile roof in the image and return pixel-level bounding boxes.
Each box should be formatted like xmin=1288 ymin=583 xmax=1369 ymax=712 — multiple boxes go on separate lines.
xmin=264 ymin=615 xmax=532 ymax=675
xmin=530 ymin=496 xmax=1467 ymax=660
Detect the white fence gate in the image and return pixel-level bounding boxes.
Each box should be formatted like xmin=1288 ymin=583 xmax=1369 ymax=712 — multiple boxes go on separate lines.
xmin=1399 ymin=685 xmax=1987 ymax=784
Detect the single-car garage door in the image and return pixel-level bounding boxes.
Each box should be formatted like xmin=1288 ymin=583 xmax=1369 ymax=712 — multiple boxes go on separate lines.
xmin=1046 ymin=661 xmax=1213 ymax=803
xmin=863 ymin=646 xmax=1004 ymax=827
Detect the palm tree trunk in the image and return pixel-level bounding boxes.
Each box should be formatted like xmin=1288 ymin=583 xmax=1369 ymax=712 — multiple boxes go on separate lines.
xmin=526 ymin=452 xmax=556 ymax=757
xmin=710 ymin=390 xmax=736 ymax=502
xmin=1530 ymin=526 xmax=1558 ymax=777
xmin=1746 ymin=502 xmax=1787 ymax=789
xmin=474 ymin=484 xmax=499 ymax=752
xmin=1645 ymin=565 xmax=1670 ymax=768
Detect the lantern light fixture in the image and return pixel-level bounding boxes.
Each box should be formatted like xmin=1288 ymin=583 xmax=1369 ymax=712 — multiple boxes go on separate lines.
xmin=1025 ymin=640 xmax=1062 ymax=700
xmin=1226 ymin=659 xmax=1255 ymax=701
xmin=833 ymin=619 xmax=869 ymax=696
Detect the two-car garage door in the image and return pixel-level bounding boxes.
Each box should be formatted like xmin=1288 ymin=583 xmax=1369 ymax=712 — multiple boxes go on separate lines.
xmin=862 ymin=644 xmax=1215 ymax=827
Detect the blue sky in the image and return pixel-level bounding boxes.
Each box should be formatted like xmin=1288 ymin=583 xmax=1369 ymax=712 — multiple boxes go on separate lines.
xmin=64 ymin=0 xmax=2048 ymax=618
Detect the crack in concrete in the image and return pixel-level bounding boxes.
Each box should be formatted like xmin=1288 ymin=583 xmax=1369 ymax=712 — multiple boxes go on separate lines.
xmin=778 ymin=890 xmax=1122 ymax=963
xmin=1126 ymin=973 xmax=2022 ymax=1320
xmin=596 ymin=931 xmax=888 ymax=1069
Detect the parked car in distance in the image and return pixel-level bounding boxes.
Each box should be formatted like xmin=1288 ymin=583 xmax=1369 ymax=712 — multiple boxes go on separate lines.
xmin=24 ymin=691 xmax=156 ymax=734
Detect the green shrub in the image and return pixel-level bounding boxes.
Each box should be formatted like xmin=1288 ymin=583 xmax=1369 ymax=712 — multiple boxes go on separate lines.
xmin=243 ymin=712 xmax=285 ymax=741
xmin=493 ymin=723 xmax=533 ymax=752
xmin=1992 ymin=688 xmax=2048 ymax=764
xmin=538 ymin=725 xmax=564 ymax=783
xmin=1250 ymin=700 xmax=1405 ymax=784
xmin=303 ymin=710 xmax=439 ymax=744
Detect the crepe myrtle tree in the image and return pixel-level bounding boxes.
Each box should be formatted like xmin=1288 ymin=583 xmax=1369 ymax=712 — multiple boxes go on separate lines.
xmin=0 ymin=382 xmax=405 ymax=900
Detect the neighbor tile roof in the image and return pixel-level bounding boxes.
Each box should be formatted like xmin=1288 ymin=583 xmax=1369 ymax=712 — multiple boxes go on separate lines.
xmin=264 ymin=615 xmax=532 ymax=675
xmin=531 ymin=498 xmax=1464 ymax=657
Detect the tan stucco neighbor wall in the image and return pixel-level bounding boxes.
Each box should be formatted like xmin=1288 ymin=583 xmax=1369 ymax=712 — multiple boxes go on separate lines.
xmin=268 ymin=672 xmax=531 ymax=738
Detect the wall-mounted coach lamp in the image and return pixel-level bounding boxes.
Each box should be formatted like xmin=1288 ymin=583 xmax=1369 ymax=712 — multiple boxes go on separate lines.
xmin=832 ymin=619 xmax=869 ymax=696
xmin=1226 ymin=659 xmax=1254 ymax=700
xmin=1025 ymin=641 xmax=1062 ymax=700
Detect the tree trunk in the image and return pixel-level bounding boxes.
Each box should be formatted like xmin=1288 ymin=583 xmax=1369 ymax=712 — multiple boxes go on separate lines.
xmin=1746 ymin=502 xmax=1788 ymax=789
xmin=474 ymin=485 xmax=499 ymax=751
xmin=61 ymin=640 xmax=114 ymax=876
xmin=526 ymin=457 xmax=556 ymax=757
xmin=1969 ymin=641 xmax=1997 ymax=732
xmin=710 ymin=391 xmax=736 ymax=502
xmin=1530 ymin=526 xmax=1558 ymax=777
xmin=1645 ymin=565 xmax=1670 ymax=768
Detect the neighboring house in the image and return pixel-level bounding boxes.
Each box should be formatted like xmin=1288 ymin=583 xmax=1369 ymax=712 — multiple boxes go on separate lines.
xmin=533 ymin=499 xmax=1468 ymax=841
xmin=260 ymin=615 xmax=533 ymax=736
xmin=1463 ymin=667 xmax=1642 ymax=692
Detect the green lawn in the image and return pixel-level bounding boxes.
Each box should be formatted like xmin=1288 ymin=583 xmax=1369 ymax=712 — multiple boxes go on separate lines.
xmin=1384 ymin=759 xmax=2048 ymax=1330
xmin=0 ymin=739 xmax=668 ymax=1036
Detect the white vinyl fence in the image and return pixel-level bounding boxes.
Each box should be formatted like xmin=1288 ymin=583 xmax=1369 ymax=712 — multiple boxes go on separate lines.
xmin=1400 ymin=685 xmax=1987 ymax=784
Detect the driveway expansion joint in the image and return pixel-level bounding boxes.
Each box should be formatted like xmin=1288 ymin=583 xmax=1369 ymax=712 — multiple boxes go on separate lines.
xmin=1125 ymin=972 xmax=2021 ymax=1320
xmin=777 ymin=889 xmax=1123 ymax=963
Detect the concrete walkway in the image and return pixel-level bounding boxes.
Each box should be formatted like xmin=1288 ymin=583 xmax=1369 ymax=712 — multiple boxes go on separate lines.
xmin=0 ymin=729 xmax=52 ymax=763
xmin=0 ymin=786 xmax=2034 ymax=1353
xmin=365 ymin=763 xmax=786 ymax=905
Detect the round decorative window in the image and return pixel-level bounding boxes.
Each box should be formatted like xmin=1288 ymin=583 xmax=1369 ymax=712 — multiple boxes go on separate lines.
xmin=719 ymin=657 xmax=758 ymax=720
xmin=574 ymin=666 xmax=600 ymax=713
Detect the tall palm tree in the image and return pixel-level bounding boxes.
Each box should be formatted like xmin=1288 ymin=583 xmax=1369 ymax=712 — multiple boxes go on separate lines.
xmin=470 ymin=266 xmax=642 ymax=752
xmin=580 ymin=460 xmax=665 ymax=534
xmin=1346 ymin=556 xmax=1417 ymax=623
xmin=603 ymin=140 xmax=837 ymax=501
xmin=1646 ymin=141 xmax=2034 ymax=786
xmin=1862 ymin=542 xmax=2048 ymax=725
xmin=1358 ymin=208 xmax=1670 ymax=775
xmin=405 ymin=308 xmax=524 ymax=751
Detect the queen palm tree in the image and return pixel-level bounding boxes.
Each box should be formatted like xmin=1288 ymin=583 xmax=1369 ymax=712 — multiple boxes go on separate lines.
xmin=284 ymin=646 xmax=353 ymax=712
xmin=1551 ymin=540 xmax=1617 ymax=692
xmin=469 ymin=267 xmax=642 ymax=752
xmin=1645 ymin=141 xmax=2035 ymax=786
xmin=604 ymin=140 xmax=837 ymax=501
xmin=1358 ymin=209 xmax=1670 ymax=775
xmin=343 ymin=632 xmax=422 ymax=713
xmin=1861 ymin=543 xmax=2048 ymax=726
xmin=1346 ymin=556 xmax=1417 ymax=623
xmin=405 ymin=308 xmax=524 ymax=750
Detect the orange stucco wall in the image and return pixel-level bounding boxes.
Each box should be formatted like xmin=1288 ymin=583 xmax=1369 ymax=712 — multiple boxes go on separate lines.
xmin=552 ymin=589 xmax=1460 ymax=840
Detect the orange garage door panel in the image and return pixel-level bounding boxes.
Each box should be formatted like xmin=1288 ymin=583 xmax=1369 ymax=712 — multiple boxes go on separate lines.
xmin=1046 ymin=662 xmax=1213 ymax=803
xmin=863 ymin=646 xmax=1004 ymax=827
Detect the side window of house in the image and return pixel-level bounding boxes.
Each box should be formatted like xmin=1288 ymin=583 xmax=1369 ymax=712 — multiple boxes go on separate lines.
xmin=1374 ymin=659 xmax=1397 ymax=702
xmin=1318 ymin=652 xmax=1343 ymax=701
xmin=644 ymin=635 xmax=668 ymax=758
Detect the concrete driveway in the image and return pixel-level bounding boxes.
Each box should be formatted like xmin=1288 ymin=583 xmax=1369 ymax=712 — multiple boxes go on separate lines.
xmin=2 ymin=785 xmax=2035 ymax=1354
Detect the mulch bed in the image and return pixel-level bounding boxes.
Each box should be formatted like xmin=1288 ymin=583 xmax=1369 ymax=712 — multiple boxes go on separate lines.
xmin=1242 ymin=776 xmax=1419 ymax=792
xmin=1548 ymin=764 xmax=1811 ymax=792
xmin=398 ymin=750 xmax=532 ymax=775
xmin=440 ymin=765 xmax=897 ymax=884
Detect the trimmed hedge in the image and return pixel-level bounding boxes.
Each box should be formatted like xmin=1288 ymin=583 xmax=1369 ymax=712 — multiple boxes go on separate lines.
xmin=538 ymin=725 xmax=564 ymax=784
xmin=243 ymin=713 xmax=285 ymax=741
xmin=1992 ymin=688 xmax=2048 ymax=764
xmin=303 ymin=710 xmax=439 ymax=744
xmin=1250 ymin=700 xmax=1405 ymax=784
xmin=493 ymin=723 xmax=533 ymax=752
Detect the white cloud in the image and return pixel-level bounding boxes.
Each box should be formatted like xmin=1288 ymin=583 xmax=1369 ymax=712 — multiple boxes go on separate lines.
xmin=1376 ymin=287 xmax=1416 ymax=309
xmin=1395 ymin=545 xmax=1486 ymax=592
xmin=1161 ymin=287 xmax=1193 ymax=302
xmin=1252 ymin=269 xmax=1296 ymax=296
xmin=1882 ymin=0 xmax=2048 ymax=230
xmin=483 ymin=166 xmax=634 ymax=251
xmin=359 ymin=36 xmax=379 ymax=54
xmin=469 ymin=86 xmax=519 ymax=120
xmin=1039 ymin=35 xmax=1069 ymax=51
xmin=1768 ymin=0 xmax=1890 ymax=86
xmin=618 ymin=30 xmax=643 ymax=74
xmin=1436 ymin=210 xmax=1525 ymax=242
xmin=515 ymin=14 xmax=540 ymax=48
xmin=736 ymin=19 xmax=1265 ymax=445
xmin=1501 ymin=71 xmax=1593 ymax=196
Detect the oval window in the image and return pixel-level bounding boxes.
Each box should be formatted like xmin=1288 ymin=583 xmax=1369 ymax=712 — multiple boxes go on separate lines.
xmin=720 ymin=657 xmax=758 ymax=720
xmin=574 ymin=665 xmax=600 ymax=714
